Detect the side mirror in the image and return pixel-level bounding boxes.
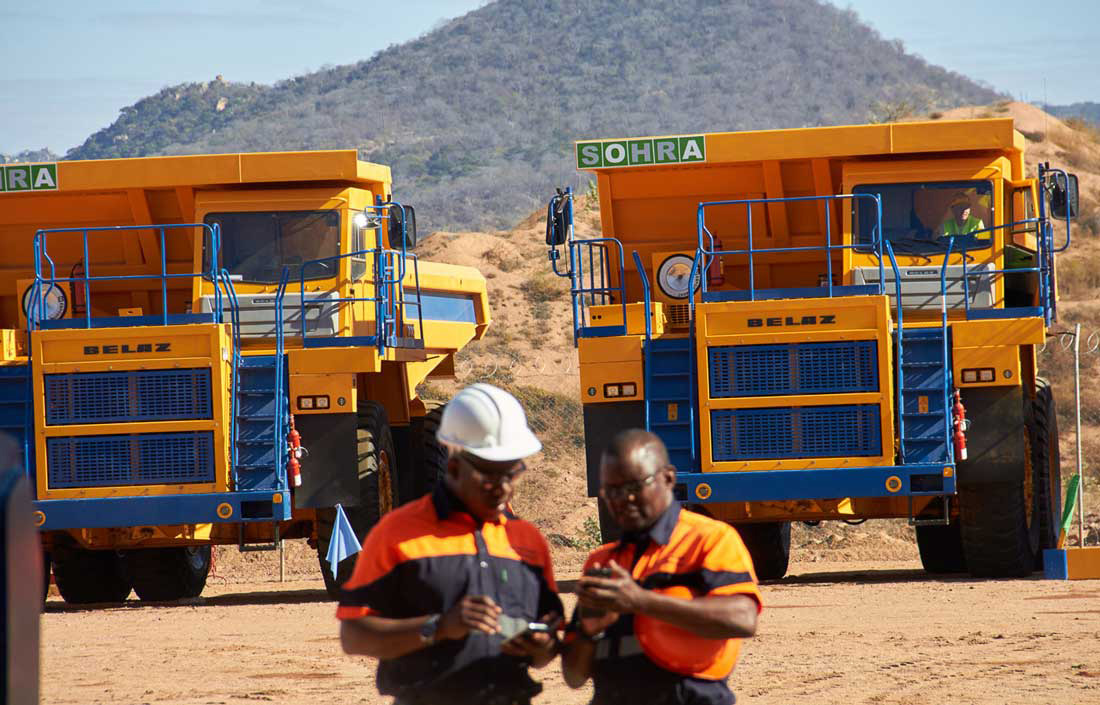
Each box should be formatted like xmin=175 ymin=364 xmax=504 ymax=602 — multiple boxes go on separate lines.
xmin=388 ymin=205 xmax=417 ymax=250
xmin=1048 ymin=172 xmax=1079 ymax=220
xmin=546 ymin=189 xmax=569 ymax=246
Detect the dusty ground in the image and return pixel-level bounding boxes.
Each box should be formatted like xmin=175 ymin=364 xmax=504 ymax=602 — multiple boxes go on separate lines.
xmin=40 ymin=558 xmax=1100 ymax=705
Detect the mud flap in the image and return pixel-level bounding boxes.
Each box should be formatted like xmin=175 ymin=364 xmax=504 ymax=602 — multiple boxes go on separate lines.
xmin=582 ymin=401 xmax=646 ymax=496
xmin=293 ymin=413 xmax=360 ymax=509
xmin=956 ymin=385 xmax=1026 ymax=488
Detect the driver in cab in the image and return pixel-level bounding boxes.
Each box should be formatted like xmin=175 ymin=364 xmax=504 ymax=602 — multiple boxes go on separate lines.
xmin=939 ymin=193 xmax=985 ymax=237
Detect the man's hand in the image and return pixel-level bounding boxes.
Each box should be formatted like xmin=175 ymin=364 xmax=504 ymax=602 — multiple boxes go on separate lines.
xmin=499 ymin=612 xmax=561 ymax=667
xmin=437 ymin=595 xmax=501 ymax=640
xmin=576 ymin=560 xmax=648 ymax=615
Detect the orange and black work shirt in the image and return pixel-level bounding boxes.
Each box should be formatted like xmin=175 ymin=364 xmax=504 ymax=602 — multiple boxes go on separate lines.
xmin=570 ymin=503 xmax=762 ymax=705
xmin=337 ymin=484 xmax=562 ymax=704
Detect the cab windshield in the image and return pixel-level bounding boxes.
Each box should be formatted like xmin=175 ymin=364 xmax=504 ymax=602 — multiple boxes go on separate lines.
xmin=204 ymin=210 xmax=340 ymax=283
xmin=853 ymin=181 xmax=994 ymax=255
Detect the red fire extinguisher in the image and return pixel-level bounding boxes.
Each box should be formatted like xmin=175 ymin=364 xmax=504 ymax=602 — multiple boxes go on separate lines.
xmin=952 ymin=390 xmax=967 ymax=461
xmin=287 ymin=414 xmax=303 ymax=488
xmin=708 ymin=236 xmax=725 ymax=287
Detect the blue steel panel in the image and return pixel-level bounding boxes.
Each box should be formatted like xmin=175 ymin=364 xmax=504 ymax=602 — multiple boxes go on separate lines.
xmin=33 ymin=490 xmax=293 ymax=530
xmin=709 ymin=341 xmax=877 ymax=398
xmin=47 ymin=432 xmax=215 ymax=488
xmin=45 ymin=369 xmax=212 ymax=425
xmin=677 ymin=465 xmax=955 ymax=502
xmin=711 ymin=404 xmax=880 ymax=460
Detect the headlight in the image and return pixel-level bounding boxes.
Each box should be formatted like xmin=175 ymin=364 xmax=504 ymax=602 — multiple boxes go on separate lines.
xmin=22 ymin=283 xmax=68 ymax=322
xmin=657 ymin=254 xmax=700 ymax=300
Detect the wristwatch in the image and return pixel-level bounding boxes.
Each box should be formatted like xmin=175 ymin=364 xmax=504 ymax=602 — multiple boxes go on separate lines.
xmin=419 ymin=614 xmax=441 ymax=645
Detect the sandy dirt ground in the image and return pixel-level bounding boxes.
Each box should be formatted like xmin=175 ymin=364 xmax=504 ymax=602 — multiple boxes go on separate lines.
xmin=40 ymin=558 xmax=1100 ymax=705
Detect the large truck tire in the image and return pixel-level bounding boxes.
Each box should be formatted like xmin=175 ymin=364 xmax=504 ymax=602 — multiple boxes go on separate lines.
xmin=409 ymin=403 xmax=448 ymax=503
xmin=957 ymin=380 xmax=1059 ymax=578
xmin=316 ymin=401 xmax=398 ymax=598
xmin=42 ymin=550 xmax=51 ymax=602
xmin=126 ymin=546 xmax=211 ymax=601
xmin=915 ymin=522 xmax=966 ymax=574
xmin=52 ymin=541 xmax=131 ymax=604
xmin=734 ymin=521 xmax=790 ymax=580
xmin=1031 ymin=379 xmax=1062 ymax=563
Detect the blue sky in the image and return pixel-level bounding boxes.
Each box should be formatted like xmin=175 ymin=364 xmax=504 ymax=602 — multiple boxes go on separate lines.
xmin=1 ymin=0 xmax=1097 ymax=155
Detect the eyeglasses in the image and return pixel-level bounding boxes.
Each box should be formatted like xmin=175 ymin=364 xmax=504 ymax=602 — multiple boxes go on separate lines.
xmin=459 ymin=455 xmax=527 ymax=489
xmin=599 ymin=473 xmax=658 ymax=501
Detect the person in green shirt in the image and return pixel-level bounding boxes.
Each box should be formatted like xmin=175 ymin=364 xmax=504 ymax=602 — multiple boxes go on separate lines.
xmin=939 ymin=194 xmax=985 ymax=237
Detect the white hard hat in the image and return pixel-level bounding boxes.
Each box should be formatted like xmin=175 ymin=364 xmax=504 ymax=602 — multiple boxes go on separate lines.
xmin=436 ymin=383 xmax=542 ymax=462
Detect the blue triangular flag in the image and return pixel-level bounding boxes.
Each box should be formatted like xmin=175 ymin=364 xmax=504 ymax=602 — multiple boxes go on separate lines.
xmin=326 ymin=503 xmax=362 ymax=579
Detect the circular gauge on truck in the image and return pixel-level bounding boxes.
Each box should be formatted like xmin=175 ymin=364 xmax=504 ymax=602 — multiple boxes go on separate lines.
xmin=22 ymin=283 xmax=68 ymax=322
xmin=656 ymin=254 xmax=701 ymax=299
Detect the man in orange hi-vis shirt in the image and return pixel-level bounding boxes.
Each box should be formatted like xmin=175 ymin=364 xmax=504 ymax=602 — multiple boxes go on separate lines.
xmin=562 ymin=429 xmax=761 ymax=705
xmin=337 ymin=383 xmax=563 ymax=705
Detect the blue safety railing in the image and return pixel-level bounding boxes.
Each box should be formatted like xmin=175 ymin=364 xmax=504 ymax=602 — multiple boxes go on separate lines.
xmin=294 ymin=202 xmax=424 ymax=354
xmin=631 ymin=250 xmax=654 ymax=429
xmin=546 ymin=189 xmax=629 ymax=344
xmin=688 ymin=193 xmax=886 ymax=311
xmin=28 ymin=223 xmax=223 ymax=330
xmin=219 ymin=269 xmax=245 ymax=488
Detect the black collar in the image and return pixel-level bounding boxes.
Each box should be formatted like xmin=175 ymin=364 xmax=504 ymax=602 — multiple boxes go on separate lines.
xmin=430 ymin=482 xmax=511 ymax=524
xmin=619 ymin=501 xmax=680 ymax=549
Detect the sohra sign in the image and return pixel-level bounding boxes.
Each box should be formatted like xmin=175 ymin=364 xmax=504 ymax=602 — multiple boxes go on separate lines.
xmin=576 ymin=135 xmax=705 ymax=169
xmin=0 ymin=163 xmax=59 ymax=192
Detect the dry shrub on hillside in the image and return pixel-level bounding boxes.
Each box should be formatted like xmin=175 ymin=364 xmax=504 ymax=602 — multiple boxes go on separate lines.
xmin=483 ymin=247 xmax=522 ymax=272
xmin=511 ymin=385 xmax=584 ymax=461
xmin=520 ymin=272 xmax=567 ymax=304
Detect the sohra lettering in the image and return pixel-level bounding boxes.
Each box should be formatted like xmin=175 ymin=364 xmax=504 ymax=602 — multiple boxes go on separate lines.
xmin=0 ymin=164 xmax=58 ymax=193
xmin=576 ymin=136 xmax=706 ymax=169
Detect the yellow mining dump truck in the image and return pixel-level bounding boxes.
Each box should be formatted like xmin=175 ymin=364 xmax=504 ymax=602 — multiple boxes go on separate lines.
xmin=0 ymin=151 xmax=488 ymax=602
xmin=545 ymin=119 xmax=1080 ymax=579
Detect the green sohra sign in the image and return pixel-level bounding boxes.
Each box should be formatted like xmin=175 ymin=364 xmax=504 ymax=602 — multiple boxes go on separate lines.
xmin=576 ymin=136 xmax=706 ymax=169
xmin=0 ymin=163 xmax=58 ymax=192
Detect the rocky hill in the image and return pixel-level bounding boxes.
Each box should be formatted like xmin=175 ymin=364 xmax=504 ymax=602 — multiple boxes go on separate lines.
xmin=64 ymin=0 xmax=997 ymax=233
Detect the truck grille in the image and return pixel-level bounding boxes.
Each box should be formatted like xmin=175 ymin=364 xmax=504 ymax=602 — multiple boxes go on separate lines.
xmin=709 ymin=341 xmax=877 ymax=397
xmin=711 ymin=404 xmax=881 ymax=460
xmin=46 ymin=432 xmax=216 ymax=488
xmin=45 ymin=369 xmax=212 ymax=425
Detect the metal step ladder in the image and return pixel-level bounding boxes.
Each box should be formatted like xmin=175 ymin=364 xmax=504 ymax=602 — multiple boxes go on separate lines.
xmin=897 ymin=328 xmax=952 ymax=464
xmin=232 ymin=355 xmax=286 ymax=492
xmin=645 ymin=337 xmax=696 ymax=472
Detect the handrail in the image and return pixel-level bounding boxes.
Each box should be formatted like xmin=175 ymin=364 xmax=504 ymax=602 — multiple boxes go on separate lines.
xmin=298 ymin=245 xmax=425 ymax=353
xmin=884 ymin=241 xmax=906 ymax=463
xmin=565 ymin=236 xmax=627 ymax=344
xmin=29 ymin=223 xmax=220 ymax=330
xmin=937 ymin=239 xmax=956 ymax=463
xmin=274 ymin=267 xmax=290 ymax=489
xmin=631 ymin=250 xmax=653 ymax=432
xmin=219 ymin=268 xmax=243 ymax=487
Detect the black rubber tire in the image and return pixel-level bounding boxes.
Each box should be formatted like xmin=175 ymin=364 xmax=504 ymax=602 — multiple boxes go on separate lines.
xmin=316 ymin=401 xmax=398 ymax=599
xmin=734 ymin=521 xmax=791 ymax=580
xmin=915 ymin=522 xmax=967 ymax=574
xmin=52 ymin=542 xmax=131 ymax=604
xmin=1032 ymin=378 xmax=1062 ymax=564
xmin=406 ymin=403 xmax=448 ymax=503
xmin=126 ymin=546 xmax=211 ymax=601
xmin=42 ymin=550 xmax=51 ymax=602
xmin=956 ymin=379 xmax=1057 ymax=578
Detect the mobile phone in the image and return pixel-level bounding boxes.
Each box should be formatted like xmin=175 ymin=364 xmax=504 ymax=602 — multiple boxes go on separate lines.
xmin=501 ymin=616 xmax=561 ymax=646
xmin=577 ymin=567 xmax=613 ymax=618
xmin=584 ymin=566 xmax=612 ymax=578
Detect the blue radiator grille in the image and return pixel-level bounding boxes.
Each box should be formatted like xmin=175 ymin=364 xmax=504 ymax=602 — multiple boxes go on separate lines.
xmin=45 ymin=369 xmax=212 ymax=425
xmin=47 ymin=432 xmax=215 ymax=488
xmin=709 ymin=341 xmax=878 ymax=397
xmin=711 ymin=405 xmax=881 ymax=460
